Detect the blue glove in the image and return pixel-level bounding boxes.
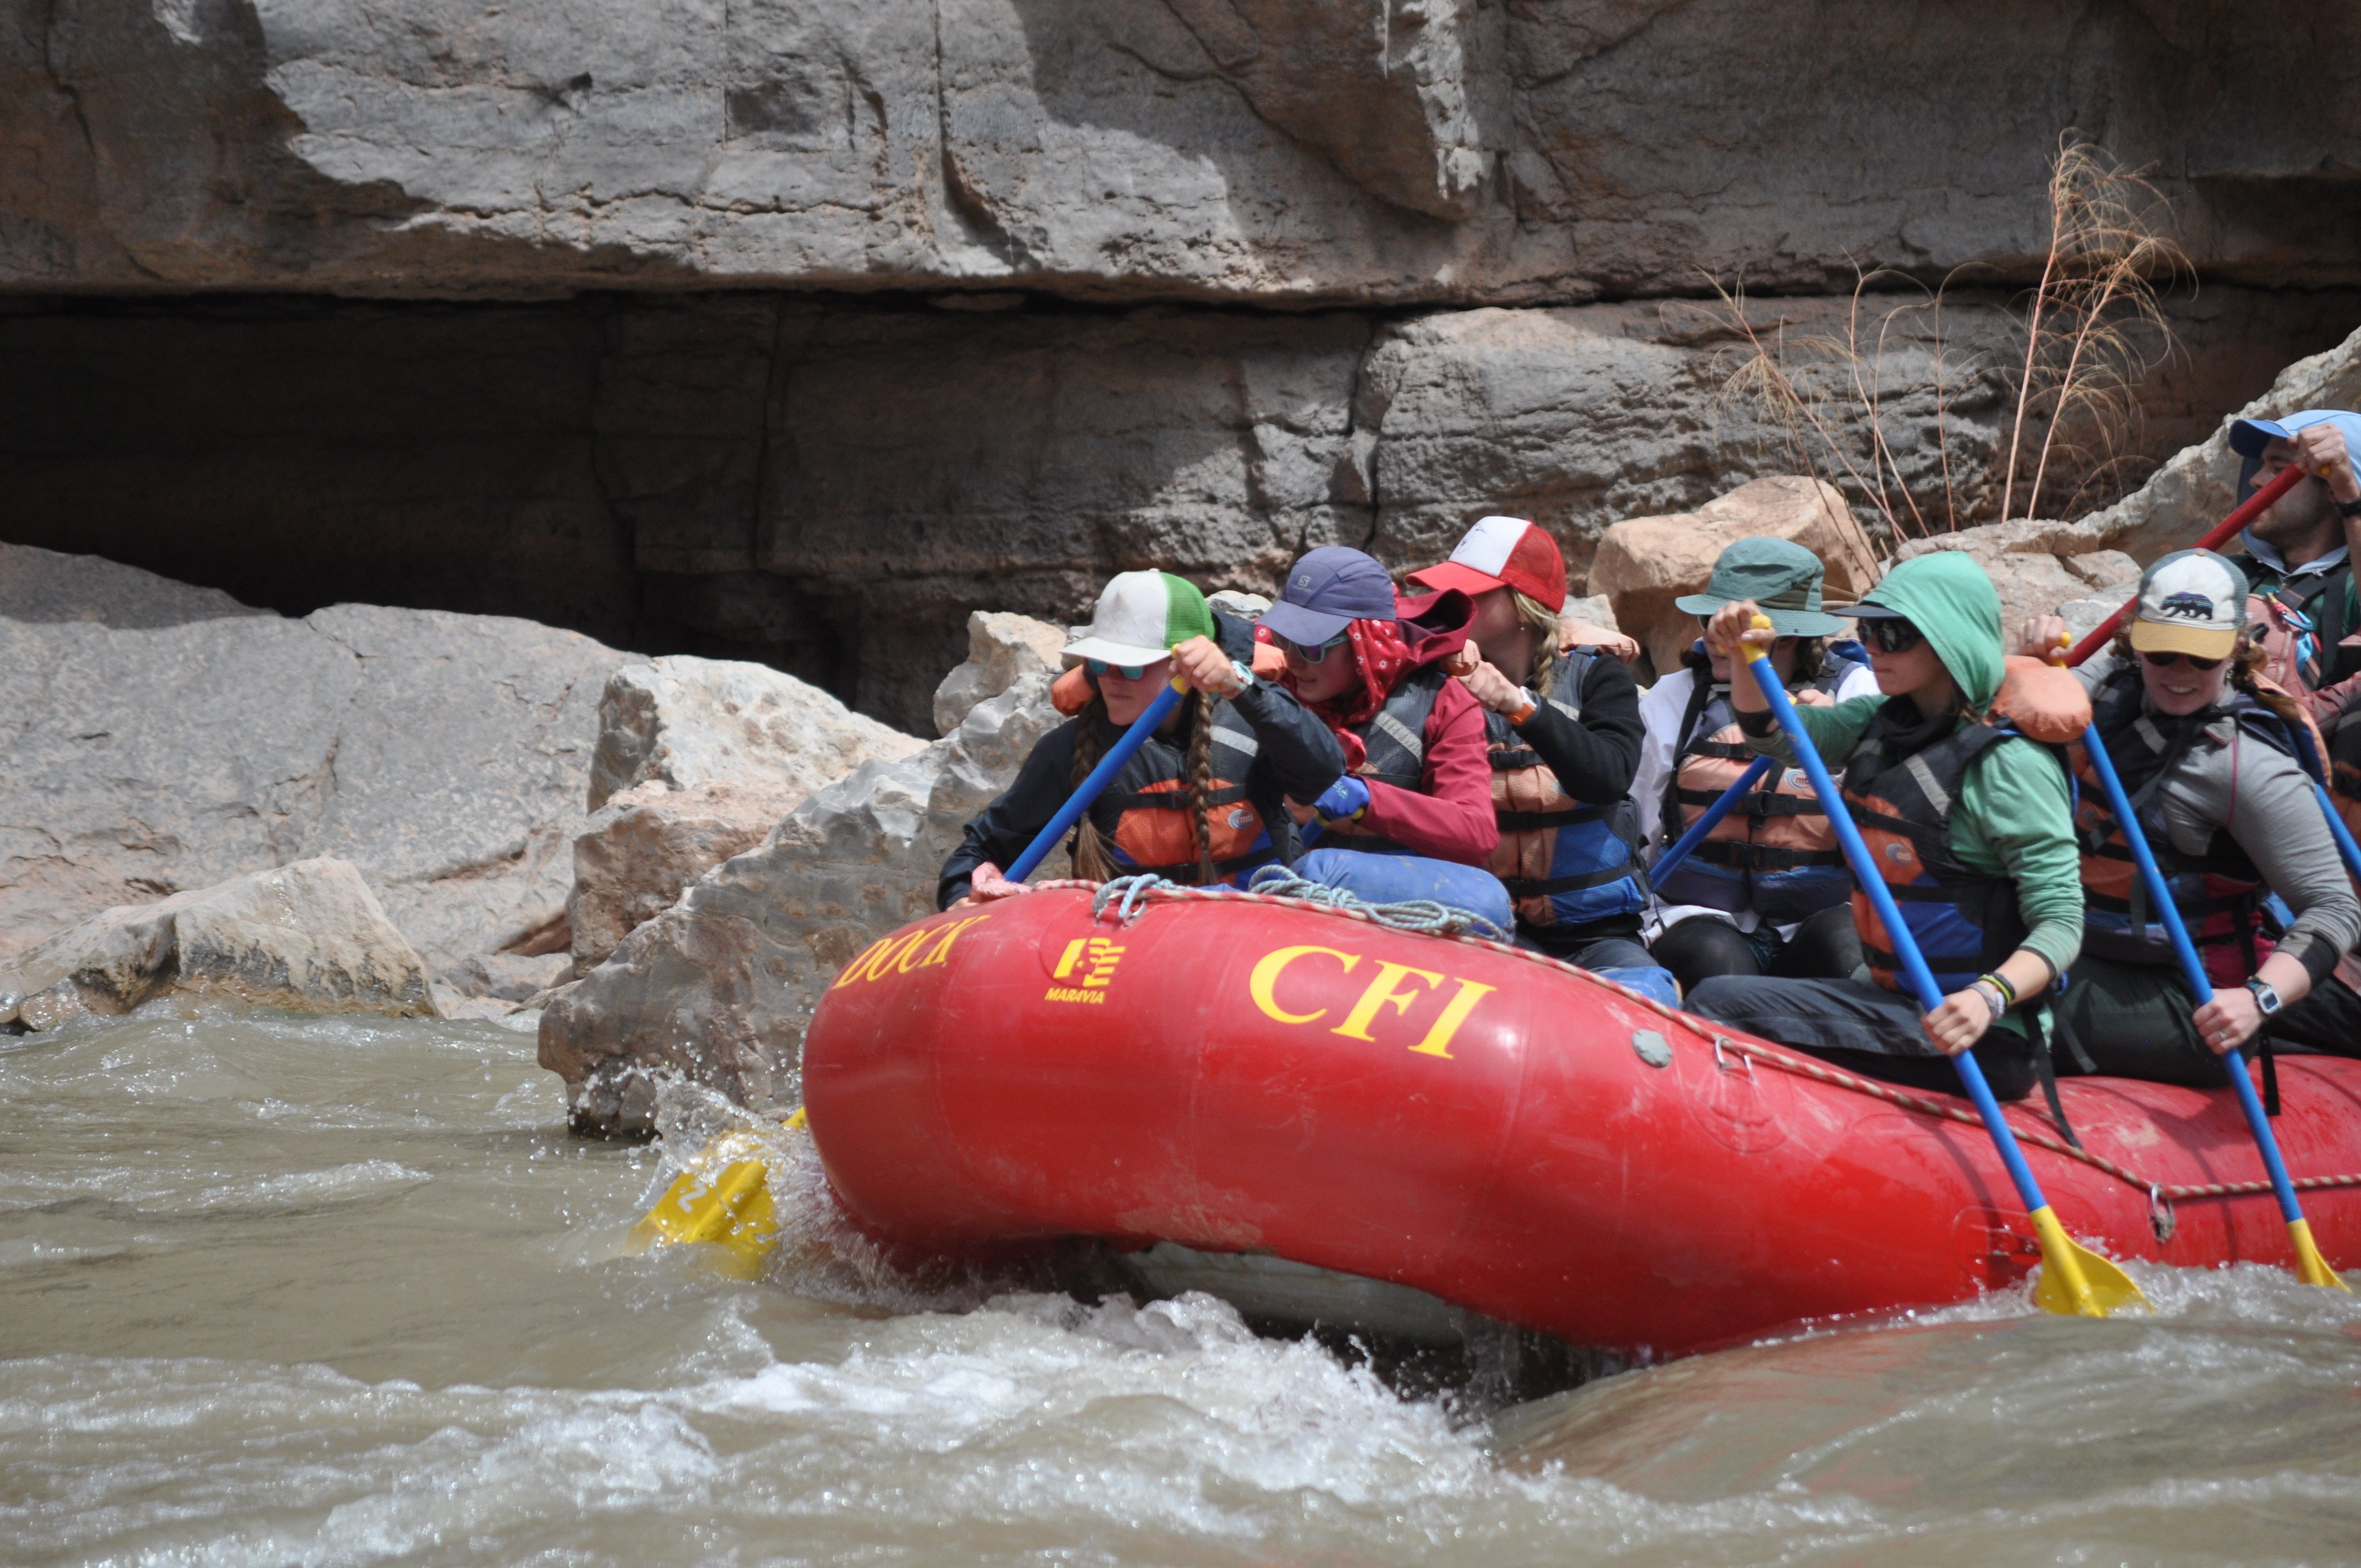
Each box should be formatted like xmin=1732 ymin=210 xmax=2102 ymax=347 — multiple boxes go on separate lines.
xmin=1312 ymin=774 xmax=1370 ymax=824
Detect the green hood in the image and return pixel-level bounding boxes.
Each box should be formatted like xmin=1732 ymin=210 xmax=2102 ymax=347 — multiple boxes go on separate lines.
xmin=1856 ymin=552 xmax=2004 ymax=712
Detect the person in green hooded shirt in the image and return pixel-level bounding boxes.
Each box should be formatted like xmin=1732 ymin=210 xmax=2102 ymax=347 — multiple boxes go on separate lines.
xmin=1685 ymin=553 xmax=2085 ymax=1103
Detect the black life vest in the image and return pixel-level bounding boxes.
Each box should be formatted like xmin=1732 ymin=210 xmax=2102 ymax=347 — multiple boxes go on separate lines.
xmin=1483 ymin=649 xmax=1647 ymax=928
xmin=1839 ymin=710 xmax=2038 ymax=995
xmin=1317 ymin=666 xmax=1447 ymax=856
xmin=2069 ymin=672 xmax=2293 ymax=987
xmin=1080 ymin=701 xmax=1277 ymax=884
xmin=1653 ymin=652 xmax=1857 ymax=923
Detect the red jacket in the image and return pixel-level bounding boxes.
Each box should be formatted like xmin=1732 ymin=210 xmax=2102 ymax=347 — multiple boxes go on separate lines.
xmin=1353 ymin=676 xmax=1500 ymax=865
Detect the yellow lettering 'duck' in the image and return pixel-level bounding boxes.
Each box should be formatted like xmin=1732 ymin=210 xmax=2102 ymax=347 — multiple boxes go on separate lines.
xmin=1247 ymin=944 xmax=1495 ymax=1059
xmin=831 ymin=916 xmax=991 ymax=989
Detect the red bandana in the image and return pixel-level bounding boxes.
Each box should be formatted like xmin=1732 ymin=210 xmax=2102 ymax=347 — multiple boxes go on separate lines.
xmin=1270 ymin=617 xmax=1413 ymax=770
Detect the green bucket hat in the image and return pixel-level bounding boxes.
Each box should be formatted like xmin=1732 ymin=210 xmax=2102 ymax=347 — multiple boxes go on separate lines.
xmin=1672 ymin=537 xmax=1849 ymax=638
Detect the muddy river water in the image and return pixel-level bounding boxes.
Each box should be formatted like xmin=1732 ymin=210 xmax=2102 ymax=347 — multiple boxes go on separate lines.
xmin=5 ymin=1005 xmax=2359 ymax=1566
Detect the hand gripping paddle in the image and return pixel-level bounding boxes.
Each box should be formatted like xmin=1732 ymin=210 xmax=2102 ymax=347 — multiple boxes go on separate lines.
xmin=1740 ymin=617 xmax=2146 ymax=1316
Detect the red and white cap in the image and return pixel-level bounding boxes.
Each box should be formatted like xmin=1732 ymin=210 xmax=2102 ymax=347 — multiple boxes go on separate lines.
xmin=1405 ymin=516 xmax=1566 ymax=612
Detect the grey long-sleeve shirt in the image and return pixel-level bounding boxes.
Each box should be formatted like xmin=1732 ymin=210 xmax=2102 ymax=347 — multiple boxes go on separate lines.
xmin=2078 ymin=652 xmax=2361 ymax=981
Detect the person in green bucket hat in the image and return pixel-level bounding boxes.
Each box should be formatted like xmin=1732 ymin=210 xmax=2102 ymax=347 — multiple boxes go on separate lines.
xmin=1634 ymin=538 xmax=1880 ymax=993
xmin=1685 ymin=552 xmax=2086 ymax=1107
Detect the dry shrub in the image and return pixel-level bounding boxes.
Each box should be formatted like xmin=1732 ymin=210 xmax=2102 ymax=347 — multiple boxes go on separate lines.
xmin=1711 ymin=136 xmax=2191 ymax=545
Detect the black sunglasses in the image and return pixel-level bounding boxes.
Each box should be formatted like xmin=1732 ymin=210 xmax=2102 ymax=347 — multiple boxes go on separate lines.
xmin=1864 ymin=619 xmax=1924 ymax=654
xmin=2142 ymin=650 xmax=2223 ymax=673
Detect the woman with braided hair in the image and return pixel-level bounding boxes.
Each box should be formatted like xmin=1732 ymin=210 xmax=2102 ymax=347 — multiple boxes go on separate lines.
xmin=2016 ymin=549 xmax=2361 ymax=1084
xmin=938 ymin=572 xmax=1346 ymax=908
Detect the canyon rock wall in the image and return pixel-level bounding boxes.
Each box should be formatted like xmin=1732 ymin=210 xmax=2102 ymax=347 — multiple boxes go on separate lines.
xmin=10 ymin=287 xmax=2358 ymax=733
xmin=8 ymin=1 xmax=2359 ymax=301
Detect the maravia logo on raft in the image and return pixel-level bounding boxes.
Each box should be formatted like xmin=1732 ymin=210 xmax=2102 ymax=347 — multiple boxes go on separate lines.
xmin=831 ymin=916 xmax=990 ymax=987
xmin=1247 ymin=944 xmax=1496 ymax=1059
xmin=1046 ymin=937 xmax=1125 ymax=1004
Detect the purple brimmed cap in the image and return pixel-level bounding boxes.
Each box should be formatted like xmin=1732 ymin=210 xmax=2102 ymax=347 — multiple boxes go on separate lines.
xmin=1260 ymin=546 xmax=1400 ymax=646
xmin=2228 ymin=407 xmax=2361 ymax=459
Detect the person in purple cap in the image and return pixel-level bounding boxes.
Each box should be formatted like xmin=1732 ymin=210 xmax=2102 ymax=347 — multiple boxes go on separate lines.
xmin=1257 ymin=545 xmax=1514 ymax=928
xmin=2222 ymin=408 xmax=2361 ymax=706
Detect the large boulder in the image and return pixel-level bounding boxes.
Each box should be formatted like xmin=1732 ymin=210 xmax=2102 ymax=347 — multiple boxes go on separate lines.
xmin=0 ymin=542 xmax=629 ymax=974
xmin=1587 ymin=478 xmax=1883 ymax=678
xmin=541 ymin=672 xmax=1063 ymax=1136
xmin=565 ymin=781 xmax=797 ymax=976
xmin=933 ymin=612 xmax=1069 ymax=737
xmin=587 ymin=655 xmax=924 ymax=810
xmin=0 ymin=857 xmax=434 ymax=1029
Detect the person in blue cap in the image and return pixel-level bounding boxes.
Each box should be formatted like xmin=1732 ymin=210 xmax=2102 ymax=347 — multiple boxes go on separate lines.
xmin=1256 ymin=545 xmax=1515 ymax=930
xmin=2222 ymin=409 xmax=2361 ymax=705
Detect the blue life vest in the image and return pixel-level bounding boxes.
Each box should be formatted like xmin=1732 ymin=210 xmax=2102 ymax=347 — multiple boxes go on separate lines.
xmin=1483 ymin=649 xmax=1649 ymax=929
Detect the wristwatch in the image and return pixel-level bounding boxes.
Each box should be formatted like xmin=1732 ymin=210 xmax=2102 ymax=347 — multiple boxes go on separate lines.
xmin=2246 ymin=977 xmax=2284 ymax=1016
xmin=2336 ymin=494 xmax=2361 ymax=518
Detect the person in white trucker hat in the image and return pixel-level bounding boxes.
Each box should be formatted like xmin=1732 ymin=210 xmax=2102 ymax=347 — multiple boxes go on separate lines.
xmin=938 ymin=571 xmax=1346 ymax=906
xmin=2018 ymin=549 xmax=2361 ymax=1085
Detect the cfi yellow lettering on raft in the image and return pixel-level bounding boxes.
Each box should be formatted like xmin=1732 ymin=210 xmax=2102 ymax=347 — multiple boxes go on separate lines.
xmin=1330 ymin=960 xmax=1444 ymax=1042
xmin=1248 ymin=945 xmax=1361 ymax=1024
xmin=1407 ymin=976 xmax=1496 ymax=1058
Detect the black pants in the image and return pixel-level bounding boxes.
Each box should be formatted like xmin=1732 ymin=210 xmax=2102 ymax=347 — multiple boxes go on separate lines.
xmin=2269 ymin=973 xmax=2361 ymax=1058
xmin=2050 ymin=956 xmax=2235 ymax=1087
xmin=1685 ymin=973 xmax=2038 ymax=1101
xmin=1649 ymin=906 xmax=1864 ymax=994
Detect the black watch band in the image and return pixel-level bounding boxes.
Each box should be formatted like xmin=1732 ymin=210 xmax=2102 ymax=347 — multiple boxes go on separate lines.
xmin=2337 ymin=494 xmax=2361 ymax=519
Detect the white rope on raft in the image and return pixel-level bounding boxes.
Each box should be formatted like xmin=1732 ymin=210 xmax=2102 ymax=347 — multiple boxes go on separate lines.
xmin=1035 ymin=874 xmax=2361 ymax=1214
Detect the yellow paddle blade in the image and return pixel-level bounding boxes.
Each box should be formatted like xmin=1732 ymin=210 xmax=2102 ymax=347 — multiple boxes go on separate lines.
xmin=625 ymin=1112 xmax=806 ymax=1279
xmin=2289 ymin=1218 xmax=2353 ymax=1292
xmin=2028 ymin=1206 xmax=2149 ymax=1317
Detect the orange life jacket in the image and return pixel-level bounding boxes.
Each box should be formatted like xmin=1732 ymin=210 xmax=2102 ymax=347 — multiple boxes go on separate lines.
xmin=1082 ymin=703 xmax=1277 ymax=884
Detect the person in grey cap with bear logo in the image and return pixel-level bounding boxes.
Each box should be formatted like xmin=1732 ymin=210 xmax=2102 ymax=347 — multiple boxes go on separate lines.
xmin=2019 ymin=549 xmax=2361 ymax=1082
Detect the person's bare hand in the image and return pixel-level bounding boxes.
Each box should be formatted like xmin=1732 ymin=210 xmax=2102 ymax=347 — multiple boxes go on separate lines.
xmin=1441 ymin=639 xmax=1482 ymax=679
xmin=1793 ymin=686 xmax=1836 ymax=708
xmin=1459 ymin=658 xmax=1528 ymax=714
xmin=2017 ymin=613 xmax=2071 ymax=662
xmin=1282 ymin=797 xmax=1318 ymax=827
xmin=1558 ymin=619 xmax=1641 ymax=665
xmin=963 ymin=862 xmax=1029 ymax=905
xmin=1704 ymin=600 xmax=1777 ymax=662
xmin=1169 ymin=635 xmax=1242 ymax=697
xmin=2293 ymin=421 xmax=2361 ymax=503
xmin=1921 ymin=989 xmax=1995 ymax=1055
xmin=2192 ymin=987 xmax=2265 ymax=1056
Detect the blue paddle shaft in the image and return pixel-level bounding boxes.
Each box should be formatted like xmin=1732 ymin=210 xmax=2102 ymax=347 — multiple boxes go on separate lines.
xmin=2284 ymin=722 xmax=2361 ymax=881
xmin=1005 ymin=680 xmax=1187 ymax=883
xmin=2081 ymin=721 xmax=2312 ymax=1228
xmin=1744 ymin=651 xmax=2059 ymax=1221
xmin=1650 ymin=754 xmax=1776 ymax=885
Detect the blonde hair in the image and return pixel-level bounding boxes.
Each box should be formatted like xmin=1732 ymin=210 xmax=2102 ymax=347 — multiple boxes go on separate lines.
xmin=1513 ymin=591 xmax=1563 ymax=696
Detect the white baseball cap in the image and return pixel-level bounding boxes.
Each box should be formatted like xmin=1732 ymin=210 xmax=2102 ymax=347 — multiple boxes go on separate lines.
xmin=1061 ymin=571 xmax=1215 ymax=666
xmin=2128 ymin=549 xmax=2250 ymax=660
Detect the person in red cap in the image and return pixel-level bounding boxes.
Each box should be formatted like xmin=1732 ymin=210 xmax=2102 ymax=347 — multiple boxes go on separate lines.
xmin=1407 ymin=518 xmax=1674 ymax=1006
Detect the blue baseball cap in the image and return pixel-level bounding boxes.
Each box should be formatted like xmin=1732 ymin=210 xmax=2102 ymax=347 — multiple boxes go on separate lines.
xmin=2228 ymin=408 xmax=2361 ymax=460
xmin=1260 ymin=546 xmax=1400 ymax=646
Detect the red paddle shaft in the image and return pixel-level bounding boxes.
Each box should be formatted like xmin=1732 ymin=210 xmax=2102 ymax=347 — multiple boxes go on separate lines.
xmin=2063 ymin=464 xmax=2309 ymax=667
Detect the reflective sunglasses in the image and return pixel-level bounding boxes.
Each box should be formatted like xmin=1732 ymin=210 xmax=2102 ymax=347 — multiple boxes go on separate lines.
xmin=2142 ymin=650 xmax=2223 ymax=672
xmin=1085 ymin=657 xmax=1154 ymax=680
xmin=1279 ymin=632 xmax=1351 ymax=665
xmin=1864 ymin=618 xmax=1924 ymax=654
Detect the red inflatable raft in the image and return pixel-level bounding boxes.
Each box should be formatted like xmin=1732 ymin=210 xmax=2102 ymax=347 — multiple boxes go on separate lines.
xmin=803 ymin=883 xmax=2361 ymax=1357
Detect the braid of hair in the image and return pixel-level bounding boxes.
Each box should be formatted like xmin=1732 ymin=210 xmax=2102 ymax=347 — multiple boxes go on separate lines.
xmin=1513 ymin=591 xmax=1565 ymax=697
xmin=1067 ymin=693 xmax=1118 ymax=881
xmin=1186 ymin=688 xmax=1218 ymax=885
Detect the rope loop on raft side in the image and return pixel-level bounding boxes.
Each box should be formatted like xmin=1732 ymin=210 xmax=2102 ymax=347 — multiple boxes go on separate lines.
xmin=1039 ymin=874 xmax=2361 ymax=1209
xmin=1087 ymin=869 xmax=1513 ymax=943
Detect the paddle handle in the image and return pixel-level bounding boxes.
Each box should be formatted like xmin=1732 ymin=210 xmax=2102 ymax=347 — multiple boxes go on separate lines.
xmin=2064 ymin=464 xmax=2308 ymax=667
xmin=2080 ymin=722 xmax=2317 ymax=1229
xmin=1744 ymin=650 xmax=2060 ymax=1222
xmin=1005 ymin=678 xmax=1188 ymax=882
xmin=1649 ymin=754 xmax=1775 ymax=886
